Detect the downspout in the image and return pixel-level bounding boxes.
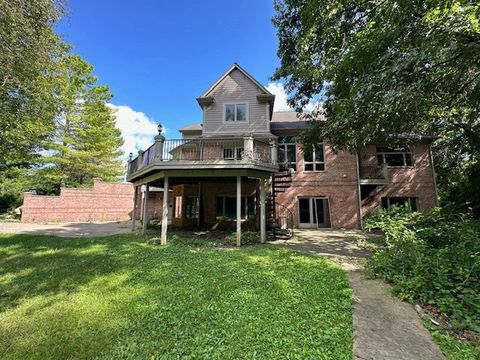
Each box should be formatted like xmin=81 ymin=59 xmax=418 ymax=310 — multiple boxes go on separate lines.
xmin=355 ymin=153 xmax=363 ymax=230
xmin=428 ymin=142 xmax=439 ymax=207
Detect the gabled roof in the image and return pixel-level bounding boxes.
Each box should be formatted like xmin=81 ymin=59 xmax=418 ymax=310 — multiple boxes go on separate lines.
xmin=200 ymin=63 xmax=273 ymax=97
xmin=179 ymin=123 xmax=203 ymax=132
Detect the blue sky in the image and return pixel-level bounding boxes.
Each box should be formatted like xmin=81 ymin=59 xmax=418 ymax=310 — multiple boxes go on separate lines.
xmin=56 ymin=0 xmax=298 ymax=156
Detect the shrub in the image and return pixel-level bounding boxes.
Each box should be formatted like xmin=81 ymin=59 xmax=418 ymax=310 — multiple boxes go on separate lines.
xmin=365 ymin=207 xmax=480 ymax=332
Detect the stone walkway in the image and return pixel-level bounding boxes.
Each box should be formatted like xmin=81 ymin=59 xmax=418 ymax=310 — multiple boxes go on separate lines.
xmin=272 ymin=229 xmax=445 ymax=360
xmin=0 ymin=221 xmax=133 ymax=237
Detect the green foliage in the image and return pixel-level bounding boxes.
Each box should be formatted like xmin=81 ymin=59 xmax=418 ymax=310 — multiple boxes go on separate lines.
xmin=0 ymin=234 xmax=353 ymax=359
xmin=424 ymin=319 xmax=480 ymax=359
xmin=0 ymin=1 xmax=125 ymax=212
xmin=41 ymin=54 xmax=124 ymax=187
xmin=273 ymin=0 xmax=480 ymax=210
xmin=365 ymin=208 xmax=480 ymax=333
xmin=228 ymin=231 xmax=261 ymax=245
xmin=0 ymin=0 xmax=66 ymax=169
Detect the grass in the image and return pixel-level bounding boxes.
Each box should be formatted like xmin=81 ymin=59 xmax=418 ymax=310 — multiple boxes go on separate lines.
xmin=423 ymin=321 xmax=480 ymax=360
xmin=0 ymin=234 xmax=353 ymax=359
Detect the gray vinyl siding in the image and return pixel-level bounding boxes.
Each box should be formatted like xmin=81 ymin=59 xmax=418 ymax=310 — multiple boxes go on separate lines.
xmin=203 ymin=69 xmax=269 ymax=135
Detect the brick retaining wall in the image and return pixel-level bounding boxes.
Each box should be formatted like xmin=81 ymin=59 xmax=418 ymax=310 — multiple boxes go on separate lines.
xmin=21 ymin=179 xmax=135 ymax=223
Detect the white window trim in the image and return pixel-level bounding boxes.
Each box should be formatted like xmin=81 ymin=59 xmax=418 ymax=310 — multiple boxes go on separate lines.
xmin=377 ymin=147 xmax=414 ymax=167
xmin=382 ymin=197 xmax=418 ymax=210
xmin=297 ymin=196 xmax=333 ymax=229
xmin=223 ymin=102 xmax=249 ymax=123
xmin=303 ymin=143 xmax=326 ymax=172
xmin=278 ymin=138 xmax=297 ymax=172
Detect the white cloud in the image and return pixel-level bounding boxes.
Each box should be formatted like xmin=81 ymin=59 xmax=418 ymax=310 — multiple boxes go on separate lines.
xmin=265 ymin=82 xmax=318 ymax=112
xmin=107 ymin=103 xmax=160 ymax=159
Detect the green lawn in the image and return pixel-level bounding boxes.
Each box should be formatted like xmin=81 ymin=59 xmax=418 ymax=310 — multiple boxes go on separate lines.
xmin=0 ymin=234 xmax=353 ymax=359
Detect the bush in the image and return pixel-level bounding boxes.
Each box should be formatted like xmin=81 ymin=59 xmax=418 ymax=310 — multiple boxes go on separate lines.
xmin=364 ymin=207 xmax=480 ymax=332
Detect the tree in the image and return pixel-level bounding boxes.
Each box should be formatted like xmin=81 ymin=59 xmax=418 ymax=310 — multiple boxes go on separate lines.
xmin=0 ymin=0 xmax=66 ymax=169
xmin=272 ymin=0 xmax=480 ymax=208
xmin=41 ymin=54 xmax=124 ymax=188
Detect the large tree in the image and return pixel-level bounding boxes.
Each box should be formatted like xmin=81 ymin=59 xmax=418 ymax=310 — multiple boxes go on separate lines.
xmin=0 ymin=0 xmax=66 ymax=169
xmin=41 ymin=54 xmax=124 ymax=188
xmin=272 ymin=0 xmax=480 ymax=207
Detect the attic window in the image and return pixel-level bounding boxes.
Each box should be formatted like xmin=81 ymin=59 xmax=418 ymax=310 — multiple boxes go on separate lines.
xmin=225 ymin=103 xmax=247 ymax=122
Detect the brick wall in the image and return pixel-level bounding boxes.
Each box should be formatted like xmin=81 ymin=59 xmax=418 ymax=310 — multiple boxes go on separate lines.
xmin=275 ymin=142 xmax=362 ymax=230
xmin=359 ymin=142 xmax=438 ymax=217
xmin=22 ymin=179 xmax=135 ymax=223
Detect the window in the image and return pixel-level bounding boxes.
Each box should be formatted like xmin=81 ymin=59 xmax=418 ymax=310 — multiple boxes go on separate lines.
xmin=216 ymin=196 xmax=255 ymax=220
xmin=223 ymin=147 xmax=243 ymax=160
xmin=225 ymin=103 xmax=247 ymax=122
xmin=377 ymin=146 xmax=413 ymax=166
xmin=304 ymin=143 xmax=325 ymax=171
xmin=278 ymin=136 xmax=297 ymax=171
xmin=174 ymin=196 xmax=182 ymax=218
xmin=185 ymin=197 xmax=199 ymax=219
xmin=381 ymin=197 xmax=418 ymax=211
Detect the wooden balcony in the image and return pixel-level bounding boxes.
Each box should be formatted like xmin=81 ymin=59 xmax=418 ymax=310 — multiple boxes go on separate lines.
xmin=127 ymin=136 xmax=278 ymax=182
xmin=359 ymin=164 xmax=389 ymax=185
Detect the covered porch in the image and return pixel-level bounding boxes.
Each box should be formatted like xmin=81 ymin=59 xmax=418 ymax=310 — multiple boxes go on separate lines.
xmin=130 ymin=169 xmax=273 ymax=246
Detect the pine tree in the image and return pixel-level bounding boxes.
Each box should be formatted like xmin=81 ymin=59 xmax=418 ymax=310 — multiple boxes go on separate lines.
xmin=42 ymin=54 xmax=124 ymax=187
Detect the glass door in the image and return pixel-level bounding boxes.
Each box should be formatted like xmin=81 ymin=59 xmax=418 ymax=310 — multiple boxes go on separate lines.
xmin=314 ymin=198 xmax=331 ymax=228
xmin=298 ymin=197 xmax=331 ymax=228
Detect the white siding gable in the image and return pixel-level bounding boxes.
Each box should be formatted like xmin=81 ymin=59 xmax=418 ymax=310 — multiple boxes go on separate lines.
xmin=202 ymin=69 xmax=269 ymax=135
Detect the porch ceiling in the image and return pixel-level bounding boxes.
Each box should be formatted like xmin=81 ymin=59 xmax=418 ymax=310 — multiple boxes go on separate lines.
xmin=131 ymin=168 xmax=272 ymax=186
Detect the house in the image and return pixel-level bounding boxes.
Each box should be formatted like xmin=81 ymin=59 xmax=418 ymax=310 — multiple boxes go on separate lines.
xmin=127 ymin=63 xmax=438 ymax=245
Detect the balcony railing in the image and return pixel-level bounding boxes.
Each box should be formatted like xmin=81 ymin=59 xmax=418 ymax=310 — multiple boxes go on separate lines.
xmin=128 ymin=137 xmax=277 ymax=176
xmin=359 ymin=164 xmax=389 ymax=184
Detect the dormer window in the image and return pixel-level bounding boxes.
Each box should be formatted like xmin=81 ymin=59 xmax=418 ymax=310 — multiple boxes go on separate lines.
xmin=225 ymin=103 xmax=248 ymax=122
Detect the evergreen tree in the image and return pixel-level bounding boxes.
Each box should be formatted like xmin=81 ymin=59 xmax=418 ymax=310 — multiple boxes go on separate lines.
xmin=42 ymin=54 xmax=124 ymax=188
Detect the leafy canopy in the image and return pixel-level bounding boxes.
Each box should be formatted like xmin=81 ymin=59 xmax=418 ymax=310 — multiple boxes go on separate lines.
xmin=272 ymin=0 xmax=480 ymax=153
xmin=0 ymin=0 xmax=66 ymax=168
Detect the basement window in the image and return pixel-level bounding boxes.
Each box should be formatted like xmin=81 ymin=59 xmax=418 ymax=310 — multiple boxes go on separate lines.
xmin=381 ymin=197 xmax=418 ymax=211
xmin=185 ymin=196 xmax=199 ymax=219
xmin=216 ymin=196 xmax=255 ymax=220
xmin=377 ymin=146 xmax=413 ymax=166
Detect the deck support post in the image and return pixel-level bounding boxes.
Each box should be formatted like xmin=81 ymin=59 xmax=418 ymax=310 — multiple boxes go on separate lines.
xmin=236 ymin=175 xmax=241 ymax=247
xmin=260 ymin=178 xmax=266 ymax=243
xmin=142 ymin=184 xmax=149 ymax=235
xmin=161 ymin=176 xmax=169 ymax=245
xmin=131 ymin=185 xmax=138 ymax=231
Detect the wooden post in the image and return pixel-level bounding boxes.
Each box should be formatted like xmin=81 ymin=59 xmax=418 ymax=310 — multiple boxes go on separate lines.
xmin=161 ymin=176 xmax=169 ymax=245
xmin=197 ymin=181 xmax=201 ymax=228
xmin=142 ymin=184 xmax=149 ymax=235
xmin=131 ymin=185 xmax=138 ymax=231
xmin=236 ymin=176 xmax=241 ymax=247
xmin=260 ymin=178 xmax=266 ymax=243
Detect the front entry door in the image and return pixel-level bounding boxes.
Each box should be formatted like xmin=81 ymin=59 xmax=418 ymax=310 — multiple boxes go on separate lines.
xmin=298 ymin=197 xmax=331 ymax=228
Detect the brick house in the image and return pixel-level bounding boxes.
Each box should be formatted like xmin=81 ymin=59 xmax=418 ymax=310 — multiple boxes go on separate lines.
xmin=127 ymin=64 xmax=437 ymax=245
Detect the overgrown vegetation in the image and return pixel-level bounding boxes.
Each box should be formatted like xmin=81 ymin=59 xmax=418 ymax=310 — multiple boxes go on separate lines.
xmin=0 ymin=234 xmax=353 ymax=359
xmin=364 ymin=208 xmax=480 ymax=357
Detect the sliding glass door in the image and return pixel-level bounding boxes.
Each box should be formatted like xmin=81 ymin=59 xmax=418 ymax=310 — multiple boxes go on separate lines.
xmin=298 ymin=197 xmax=331 ymax=228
